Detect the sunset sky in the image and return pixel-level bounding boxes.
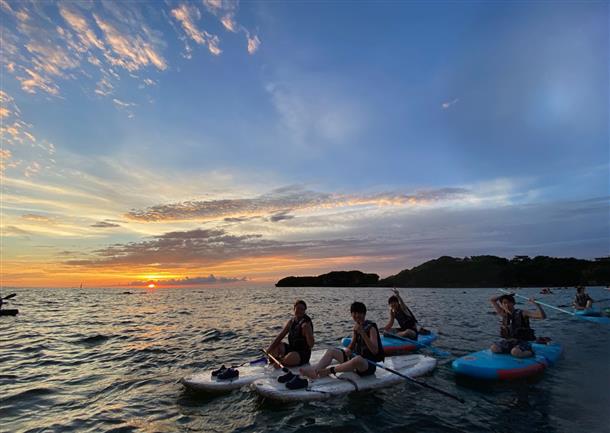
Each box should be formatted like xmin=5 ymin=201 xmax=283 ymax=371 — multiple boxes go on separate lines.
xmin=1 ymin=1 xmax=608 ymax=288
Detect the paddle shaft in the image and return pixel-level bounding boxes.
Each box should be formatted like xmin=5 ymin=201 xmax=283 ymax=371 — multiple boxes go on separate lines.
xmin=382 ymin=331 xmax=450 ymax=357
xmin=366 ymin=359 xmax=464 ymax=403
xmin=499 ymin=289 xmax=575 ymax=316
xmin=261 ymin=349 xmax=288 ymax=371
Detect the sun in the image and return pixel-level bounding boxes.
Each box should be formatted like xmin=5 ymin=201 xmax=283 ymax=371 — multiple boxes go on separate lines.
xmin=148 ymin=283 xmax=155 ymax=289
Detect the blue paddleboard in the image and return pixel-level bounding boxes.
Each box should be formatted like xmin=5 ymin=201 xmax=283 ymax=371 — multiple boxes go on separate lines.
xmin=341 ymin=332 xmax=438 ymax=356
xmin=452 ymin=342 xmax=562 ymax=380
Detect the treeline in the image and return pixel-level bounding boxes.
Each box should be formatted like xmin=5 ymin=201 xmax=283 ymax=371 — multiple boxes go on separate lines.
xmin=275 ymin=255 xmax=610 ymax=287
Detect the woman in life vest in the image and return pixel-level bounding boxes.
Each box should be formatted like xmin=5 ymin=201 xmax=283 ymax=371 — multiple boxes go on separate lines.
xmin=300 ymin=301 xmax=384 ymax=379
xmin=573 ymin=286 xmax=593 ymax=310
xmin=383 ymin=288 xmax=418 ymax=339
xmin=266 ymin=299 xmax=314 ymax=367
xmin=489 ymin=293 xmax=546 ymax=358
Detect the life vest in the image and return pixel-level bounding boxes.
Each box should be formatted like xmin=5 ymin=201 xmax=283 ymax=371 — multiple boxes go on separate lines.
xmin=574 ymin=293 xmax=591 ymax=308
xmin=354 ymin=320 xmax=385 ymax=362
xmin=395 ymin=308 xmax=417 ymax=332
xmin=288 ymin=314 xmax=313 ymax=351
xmin=501 ymin=309 xmax=535 ymax=341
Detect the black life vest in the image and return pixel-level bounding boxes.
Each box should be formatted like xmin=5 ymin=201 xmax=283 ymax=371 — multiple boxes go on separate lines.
xmin=501 ymin=309 xmax=535 ymax=341
xmin=395 ymin=308 xmax=417 ymax=332
xmin=354 ymin=320 xmax=385 ymax=362
xmin=288 ymin=314 xmax=313 ymax=351
xmin=574 ymin=293 xmax=591 ymax=308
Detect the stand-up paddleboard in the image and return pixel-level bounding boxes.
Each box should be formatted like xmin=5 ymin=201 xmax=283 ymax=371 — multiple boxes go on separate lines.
xmin=180 ymin=351 xmax=324 ymax=392
xmin=452 ymin=342 xmax=562 ymax=380
xmin=252 ymin=354 xmax=437 ymax=402
xmin=341 ymin=332 xmax=438 ymax=355
xmin=0 ymin=309 xmax=18 ymax=316
xmin=574 ymin=309 xmax=610 ymax=324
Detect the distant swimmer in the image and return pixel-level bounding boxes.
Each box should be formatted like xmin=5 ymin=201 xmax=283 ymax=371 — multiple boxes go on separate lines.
xmin=489 ymin=293 xmax=546 ymax=358
xmin=300 ymin=302 xmax=384 ymax=380
xmin=383 ymin=288 xmax=419 ymax=340
xmin=573 ymin=286 xmax=593 ymax=310
xmin=266 ymin=299 xmax=314 ymax=367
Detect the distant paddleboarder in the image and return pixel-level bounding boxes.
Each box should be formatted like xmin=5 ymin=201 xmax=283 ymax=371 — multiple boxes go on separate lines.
xmin=573 ymin=286 xmax=593 ymax=310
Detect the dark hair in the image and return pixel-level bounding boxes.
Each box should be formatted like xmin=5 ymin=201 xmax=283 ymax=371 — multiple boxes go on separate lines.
xmin=576 ymin=286 xmax=585 ymax=294
xmin=499 ymin=294 xmax=515 ymax=304
xmin=350 ymin=301 xmax=366 ymax=314
xmin=294 ymin=299 xmax=307 ymax=309
xmin=388 ymin=295 xmax=399 ymax=304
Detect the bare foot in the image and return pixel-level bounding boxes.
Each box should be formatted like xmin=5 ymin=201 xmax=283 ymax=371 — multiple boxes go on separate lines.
xmin=317 ymin=368 xmax=331 ymax=378
xmin=299 ymin=366 xmax=318 ymax=379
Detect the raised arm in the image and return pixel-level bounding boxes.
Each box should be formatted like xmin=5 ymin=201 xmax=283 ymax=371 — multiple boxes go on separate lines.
xmin=490 ymin=295 xmax=505 ymax=316
xmin=393 ymin=288 xmax=416 ymax=321
xmin=524 ymin=298 xmax=546 ymax=320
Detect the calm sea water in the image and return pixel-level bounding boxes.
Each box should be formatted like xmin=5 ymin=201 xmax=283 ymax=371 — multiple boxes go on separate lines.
xmin=1 ymin=287 xmax=609 ymax=433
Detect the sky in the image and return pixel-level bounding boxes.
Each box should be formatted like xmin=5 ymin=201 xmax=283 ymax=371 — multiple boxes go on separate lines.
xmin=0 ymin=0 xmax=608 ymax=288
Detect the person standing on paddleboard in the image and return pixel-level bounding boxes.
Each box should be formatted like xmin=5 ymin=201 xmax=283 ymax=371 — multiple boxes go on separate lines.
xmin=383 ymin=288 xmax=418 ymax=340
xmin=266 ymin=299 xmax=314 ymax=367
xmin=489 ymin=294 xmax=546 ymax=358
xmin=300 ymin=301 xmax=384 ymax=379
xmin=573 ymin=286 xmax=593 ymax=310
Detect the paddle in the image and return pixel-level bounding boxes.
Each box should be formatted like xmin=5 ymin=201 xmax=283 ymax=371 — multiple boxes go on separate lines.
xmin=261 ymin=349 xmax=289 ymax=372
xmin=365 ymin=358 xmax=465 ymax=403
xmin=382 ymin=331 xmax=451 ymax=357
xmin=499 ymin=289 xmax=577 ymax=316
xmin=2 ymin=293 xmax=16 ymax=300
xmin=499 ymin=289 xmax=598 ymax=323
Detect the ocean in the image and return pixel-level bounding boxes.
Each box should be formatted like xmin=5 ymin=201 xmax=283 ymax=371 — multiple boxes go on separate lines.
xmin=1 ymin=286 xmax=609 ymax=433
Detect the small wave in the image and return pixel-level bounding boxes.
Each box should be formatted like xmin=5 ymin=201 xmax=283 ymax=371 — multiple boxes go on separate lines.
xmin=201 ymin=329 xmax=221 ymax=342
xmin=74 ymin=334 xmax=112 ymax=346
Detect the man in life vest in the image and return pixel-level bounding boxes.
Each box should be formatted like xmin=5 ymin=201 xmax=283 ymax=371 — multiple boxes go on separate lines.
xmin=383 ymin=288 xmax=418 ymax=339
xmin=489 ymin=294 xmax=546 ymax=358
xmin=573 ymin=286 xmax=593 ymax=310
xmin=266 ymin=299 xmax=314 ymax=367
xmin=300 ymin=301 xmax=384 ymax=379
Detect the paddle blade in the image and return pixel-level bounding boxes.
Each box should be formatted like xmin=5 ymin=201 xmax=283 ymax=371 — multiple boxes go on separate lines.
xmin=2 ymin=293 xmax=16 ymax=300
xmin=249 ymin=356 xmax=268 ymax=366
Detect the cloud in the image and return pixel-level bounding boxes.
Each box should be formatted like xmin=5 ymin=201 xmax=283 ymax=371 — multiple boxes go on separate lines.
xmin=2 ymin=225 xmax=32 ymax=238
xmin=269 ymin=210 xmax=295 ymax=222
xmin=125 ymin=185 xmax=470 ymax=222
xmin=90 ymin=221 xmax=120 ymax=228
xmin=129 ymin=274 xmax=246 ymax=286
xmin=170 ymin=3 xmax=222 ymax=56
xmin=442 ymin=98 xmax=459 ymax=109
xmin=247 ymin=35 xmax=260 ymax=54
xmin=21 ymin=214 xmax=53 ymax=223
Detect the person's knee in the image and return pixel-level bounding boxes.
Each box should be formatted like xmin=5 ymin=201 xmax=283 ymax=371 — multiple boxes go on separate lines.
xmin=490 ymin=344 xmax=501 ymax=353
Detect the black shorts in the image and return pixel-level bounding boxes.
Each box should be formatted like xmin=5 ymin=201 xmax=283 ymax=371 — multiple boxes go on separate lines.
xmin=338 ymin=349 xmax=377 ymax=377
xmin=356 ymin=362 xmax=377 ymax=377
xmin=495 ymin=339 xmax=532 ymax=354
xmin=282 ymin=343 xmax=311 ymax=365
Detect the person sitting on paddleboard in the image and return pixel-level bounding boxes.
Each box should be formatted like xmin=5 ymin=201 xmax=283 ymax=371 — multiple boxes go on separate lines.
xmin=383 ymin=288 xmax=418 ymax=340
xmin=489 ymin=294 xmax=546 ymax=358
xmin=573 ymin=286 xmax=593 ymax=310
xmin=266 ymin=299 xmax=314 ymax=367
xmin=300 ymin=301 xmax=384 ymax=379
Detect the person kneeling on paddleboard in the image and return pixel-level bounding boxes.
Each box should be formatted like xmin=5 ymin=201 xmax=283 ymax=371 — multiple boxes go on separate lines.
xmin=489 ymin=294 xmax=546 ymax=358
xmin=266 ymin=299 xmax=314 ymax=367
xmin=300 ymin=301 xmax=384 ymax=379
xmin=573 ymin=286 xmax=593 ymax=310
xmin=383 ymin=288 xmax=418 ymax=340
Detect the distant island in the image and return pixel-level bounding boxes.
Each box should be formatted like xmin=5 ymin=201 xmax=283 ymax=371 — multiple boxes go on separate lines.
xmin=275 ymin=255 xmax=610 ymax=287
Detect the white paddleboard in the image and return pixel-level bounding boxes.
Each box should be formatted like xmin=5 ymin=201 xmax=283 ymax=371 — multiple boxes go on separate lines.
xmin=252 ymin=354 xmax=437 ymax=402
xmin=180 ymin=350 xmax=325 ymax=392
